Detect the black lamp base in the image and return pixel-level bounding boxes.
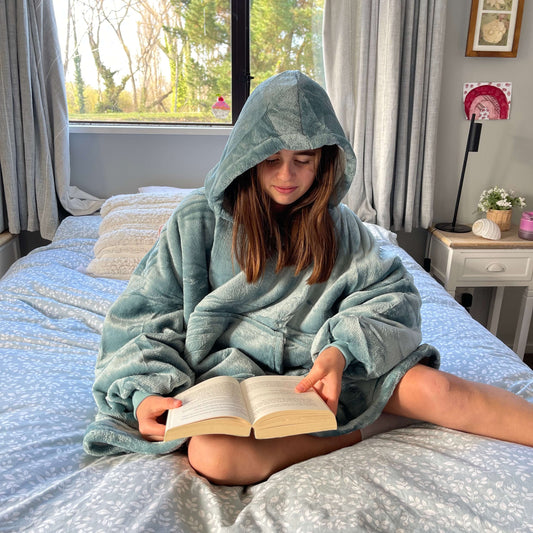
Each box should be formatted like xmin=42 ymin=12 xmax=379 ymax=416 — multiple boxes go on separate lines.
xmin=434 ymin=222 xmax=471 ymax=233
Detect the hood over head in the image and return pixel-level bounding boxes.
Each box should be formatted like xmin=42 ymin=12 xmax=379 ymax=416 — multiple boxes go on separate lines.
xmin=204 ymin=70 xmax=356 ymax=219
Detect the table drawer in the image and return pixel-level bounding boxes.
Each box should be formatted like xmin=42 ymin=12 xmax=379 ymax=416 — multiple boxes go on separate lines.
xmin=456 ymin=254 xmax=533 ymax=283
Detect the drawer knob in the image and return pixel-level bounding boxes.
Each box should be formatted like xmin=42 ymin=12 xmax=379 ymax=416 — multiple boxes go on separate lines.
xmin=486 ymin=263 xmax=506 ymax=272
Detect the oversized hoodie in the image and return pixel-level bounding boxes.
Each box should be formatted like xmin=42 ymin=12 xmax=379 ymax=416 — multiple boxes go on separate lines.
xmin=84 ymin=71 xmax=438 ymax=456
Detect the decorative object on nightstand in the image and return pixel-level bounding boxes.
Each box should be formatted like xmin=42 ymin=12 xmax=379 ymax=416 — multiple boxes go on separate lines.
xmin=435 ymin=114 xmax=482 ymax=233
xmin=477 ymin=186 xmax=526 ymax=231
xmin=487 ymin=209 xmax=512 ymax=231
xmin=519 ymin=212 xmax=533 ymax=240
xmin=472 ymin=218 xmax=501 ymax=240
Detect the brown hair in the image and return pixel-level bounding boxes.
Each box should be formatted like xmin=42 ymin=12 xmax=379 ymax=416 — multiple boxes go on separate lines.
xmin=224 ymin=144 xmax=340 ymax=284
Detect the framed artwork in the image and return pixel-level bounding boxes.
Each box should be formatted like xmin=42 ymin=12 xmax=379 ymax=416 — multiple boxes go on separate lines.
xmin=463 ymin=82 xmax=512 ymax=120
xmin=466 ymin=0 xmax=524 ymax=57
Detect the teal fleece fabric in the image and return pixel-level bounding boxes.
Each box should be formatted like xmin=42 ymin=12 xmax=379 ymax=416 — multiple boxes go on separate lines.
xmin=84 ymin=71 xmax=438 ymax=456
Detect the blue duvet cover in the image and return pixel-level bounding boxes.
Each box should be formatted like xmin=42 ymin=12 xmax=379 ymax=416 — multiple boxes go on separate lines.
xmin=1 ymin=215 xmax=532 ymax=532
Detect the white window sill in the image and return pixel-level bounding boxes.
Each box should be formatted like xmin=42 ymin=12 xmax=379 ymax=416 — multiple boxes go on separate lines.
xmin=68 ymin=123 xmax=233 ymax=136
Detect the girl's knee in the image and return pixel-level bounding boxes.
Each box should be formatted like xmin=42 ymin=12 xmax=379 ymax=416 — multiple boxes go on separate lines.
xmin=404 ymin=365 xmax=468 ymax=400
xmin=389 ymin=365 xmax=475 ymax=420
xmin=188 ymin=435 xmax=233 ymax=484
xmin=422 ymin=368 xmax=474 ymax=410
xmin=188 ymin=434 xmax=269 ymax=485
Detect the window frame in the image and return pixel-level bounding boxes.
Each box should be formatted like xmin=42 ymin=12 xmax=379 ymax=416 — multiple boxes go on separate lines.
xmin=231 ymin=0 xmax=252 ymax=123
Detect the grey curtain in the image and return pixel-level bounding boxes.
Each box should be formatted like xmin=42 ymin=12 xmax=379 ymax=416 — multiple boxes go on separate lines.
xmin=0 ymin=0 xmax=102 ymax=240
xmin=323 ymin=0 xmax=447 ymax=231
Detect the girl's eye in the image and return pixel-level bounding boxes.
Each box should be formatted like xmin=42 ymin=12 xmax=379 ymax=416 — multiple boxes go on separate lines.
xmin=295 ymin=159 xmax=311 ymax=165
xmin=265 ymin=159 xmax=279 ymax=165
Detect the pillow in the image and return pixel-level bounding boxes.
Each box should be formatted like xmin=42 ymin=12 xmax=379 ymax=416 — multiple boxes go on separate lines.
xmin=86 ymin=189 xmax=194 ymax=279
xmin=363 ymin=222 xmax=398 ymax=245
xmin=137 ymin=185 xmax=191 ymax=194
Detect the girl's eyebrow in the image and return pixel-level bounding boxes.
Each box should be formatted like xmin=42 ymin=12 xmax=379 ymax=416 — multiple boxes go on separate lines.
xmin=293 ymin=150 xmax=318 ymax=156
xmin=266 ymin=149 xmax=319 ymax=158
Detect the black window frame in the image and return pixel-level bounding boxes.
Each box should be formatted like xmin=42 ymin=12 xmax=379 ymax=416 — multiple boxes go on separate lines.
xmin=231 ymin=0 xmax=253 ymax=124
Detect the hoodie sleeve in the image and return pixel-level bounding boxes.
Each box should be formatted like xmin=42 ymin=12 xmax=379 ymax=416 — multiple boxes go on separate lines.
xmin=311 ymin=208 xmax=432 ymax=378
xmin=91 ymin=194 xmax=213 ymax=426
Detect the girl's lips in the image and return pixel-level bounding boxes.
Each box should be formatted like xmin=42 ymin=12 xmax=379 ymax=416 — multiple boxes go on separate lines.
xmin=274 ymin=186 xmax=297 ymax=194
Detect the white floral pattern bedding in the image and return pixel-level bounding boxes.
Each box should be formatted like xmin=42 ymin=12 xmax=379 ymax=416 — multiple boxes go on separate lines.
xmin=0 ymin=216 xmax=532 ymax=533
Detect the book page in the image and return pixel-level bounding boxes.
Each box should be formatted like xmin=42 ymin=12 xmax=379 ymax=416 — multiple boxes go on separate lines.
xmin=166 ymin=375 xmax=251 ymax=429
xmin=241 ymin=375 xmax=330 ymax=424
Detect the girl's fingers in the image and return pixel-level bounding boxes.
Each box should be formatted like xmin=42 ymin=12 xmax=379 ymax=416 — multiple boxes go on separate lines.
xmin=138 ymin=397 xmax=182 ymax=440
xmin=146 ymin=397 xmax=182 ymax=416
xmin=157 ymin=397 xmax=182 ymax=414
xmin=295 ymin=369 xmax=324 ymax=392
xmin=141 ymin=422 xmax=166 ymax=441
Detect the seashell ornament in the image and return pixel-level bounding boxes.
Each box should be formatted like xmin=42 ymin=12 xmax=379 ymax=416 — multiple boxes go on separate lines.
xmin=472 ymin=218 xmax=501 ymax=240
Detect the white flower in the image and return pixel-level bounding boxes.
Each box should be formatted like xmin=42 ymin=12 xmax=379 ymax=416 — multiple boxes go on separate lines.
xmin=478 ymin=186 xmax=526 ymax=212
xmin=486 ymin=0 xmax=506 ymax=8
xmin=481 ymin=19 xmax=507 ymax=44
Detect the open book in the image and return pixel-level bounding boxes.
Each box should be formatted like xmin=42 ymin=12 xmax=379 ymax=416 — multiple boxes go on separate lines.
xmin=164 ymin=375 xmax=337 ymax=441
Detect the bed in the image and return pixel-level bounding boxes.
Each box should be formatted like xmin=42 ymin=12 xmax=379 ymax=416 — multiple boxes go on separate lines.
xmin=1 ymin=195 xmax=532 ymax=532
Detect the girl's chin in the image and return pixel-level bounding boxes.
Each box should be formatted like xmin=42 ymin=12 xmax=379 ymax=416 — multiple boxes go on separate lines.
xmin=271 ymin=200 xmax=290 ymax=213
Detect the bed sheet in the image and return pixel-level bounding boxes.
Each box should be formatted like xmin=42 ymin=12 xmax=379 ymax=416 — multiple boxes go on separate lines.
xmin=0 ymin=216 xmax=532 ymax=533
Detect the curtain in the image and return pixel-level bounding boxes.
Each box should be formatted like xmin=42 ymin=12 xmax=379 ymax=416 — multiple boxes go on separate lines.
xmin=323 ymin=0 xmax=447 ymax=231
xmin=0 ymin=0 xmax=102 ymax=240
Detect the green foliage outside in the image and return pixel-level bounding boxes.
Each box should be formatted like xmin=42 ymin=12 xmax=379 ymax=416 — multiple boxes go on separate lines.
xmin=62 ymin=0 xmax=324 ymax=124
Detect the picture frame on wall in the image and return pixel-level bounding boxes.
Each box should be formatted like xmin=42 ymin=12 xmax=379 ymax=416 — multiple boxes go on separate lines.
xmin=466 ymin=0 xmax=524 ymax=57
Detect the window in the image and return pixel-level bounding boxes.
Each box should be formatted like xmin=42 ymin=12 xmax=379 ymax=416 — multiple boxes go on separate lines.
xmin=53 ymin=0 xmax=324 ymax=125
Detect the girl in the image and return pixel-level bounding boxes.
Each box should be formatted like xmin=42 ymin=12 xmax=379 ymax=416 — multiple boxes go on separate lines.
xmin=85 ymin=71 xmax=533 ymax=485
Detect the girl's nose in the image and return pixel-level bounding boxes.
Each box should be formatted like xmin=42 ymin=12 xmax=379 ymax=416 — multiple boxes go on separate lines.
xmin=277 ymin=161 xmax=293 ymax=181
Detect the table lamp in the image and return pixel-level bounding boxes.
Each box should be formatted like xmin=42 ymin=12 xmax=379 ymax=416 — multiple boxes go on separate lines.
xmin=435 ymin=113 xmax=482 ymax=233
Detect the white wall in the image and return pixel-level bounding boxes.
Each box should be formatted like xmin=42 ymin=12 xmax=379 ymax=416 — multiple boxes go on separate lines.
xmin=69 ymin=126 xmax=229 ymax=198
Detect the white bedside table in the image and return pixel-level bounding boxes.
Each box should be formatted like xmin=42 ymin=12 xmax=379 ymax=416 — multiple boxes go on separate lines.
xmin=0 ymin=232 xmax=20 ymax=279
xmin=427 ymin=225 xmax=533 ymax=360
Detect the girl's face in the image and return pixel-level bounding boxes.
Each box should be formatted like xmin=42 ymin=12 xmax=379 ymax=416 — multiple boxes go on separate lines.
xmin=258 ymin=149 xmax=321 ymax=209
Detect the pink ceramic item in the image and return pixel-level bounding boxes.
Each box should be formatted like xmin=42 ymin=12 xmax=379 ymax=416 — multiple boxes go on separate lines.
xmin=518 ymin=211 xmax=533 ymax=240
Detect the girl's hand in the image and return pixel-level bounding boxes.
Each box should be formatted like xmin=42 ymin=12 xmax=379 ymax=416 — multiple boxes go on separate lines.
xmin=136 ymin=395 xmax=182 ymax=441
xmin=295 ymin=347 xmax=345 ymax=414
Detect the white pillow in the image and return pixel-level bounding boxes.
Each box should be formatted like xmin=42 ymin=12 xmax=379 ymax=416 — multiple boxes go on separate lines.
xmin=138 ymin=185 xmax=192 ymax=194
xmin=363 ymin=222 xmax=398 ymax=245
xmin=86 ymin=190 xmax=194 ymax=279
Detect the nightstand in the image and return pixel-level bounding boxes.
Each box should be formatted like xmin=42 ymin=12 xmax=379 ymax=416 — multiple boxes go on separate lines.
xmin=0 ymin=232 xmax=20 ymax=279
xmin=427 ymin=225 xmax=533 ymax=360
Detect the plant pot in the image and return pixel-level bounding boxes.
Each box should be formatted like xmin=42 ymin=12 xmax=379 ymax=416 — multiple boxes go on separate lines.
xmin=486 ymin=209 xmax=512 ymax=231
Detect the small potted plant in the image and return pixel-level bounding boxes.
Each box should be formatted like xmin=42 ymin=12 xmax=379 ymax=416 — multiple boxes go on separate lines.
xmin=477 ymin=186 xmax=526 ymax=231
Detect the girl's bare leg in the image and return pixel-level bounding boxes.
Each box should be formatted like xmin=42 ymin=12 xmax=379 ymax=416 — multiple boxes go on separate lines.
xmin=384 ymin=364 xmax=533 ymax=447
xmin=189 ymin=364 xmax=533 ymax=485
xmin=188 ymin=430 xmax=361 ymax=486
